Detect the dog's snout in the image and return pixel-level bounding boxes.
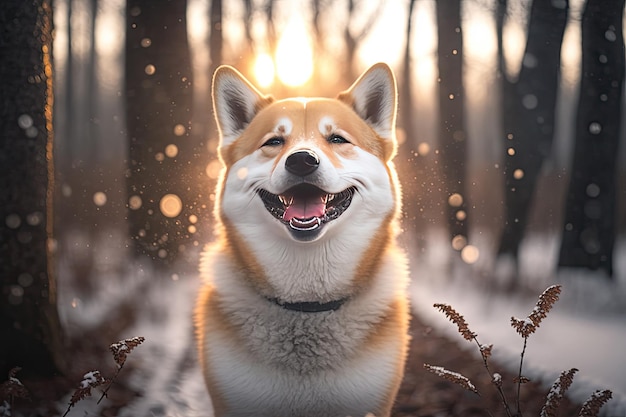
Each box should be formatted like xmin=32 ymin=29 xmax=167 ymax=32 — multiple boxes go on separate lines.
xmin=285 ymin=150 xmax=320 ymax=176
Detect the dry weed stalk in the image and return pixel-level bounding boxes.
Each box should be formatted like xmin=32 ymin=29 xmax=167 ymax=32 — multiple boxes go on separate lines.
xmin=433 ymin=303 xmax=476 ymax=341
xmin=511 ymin=285 xmax=562 ymax=415
xmin=62 ymin=371 xmax=108 ymax=416
xmin=97 ymin=336 xmax=145 ymax=404
xmin=423 ymin=364 xmax=478 ymax=393
xmin=579 ymin=390 xmax=612 ymax=417
xmin=429 ymin=303 xmax=513 ymax=416
xmin=62 ymin=336 xmax=145 ymax=416
xmin=428 ymin=285 xmax=612 ymax=417
xmin=0 ymin=367 xmax=30 ymax=416
xmin=540 ymin=368 xmax=578 ymax=417
xmin=0 ymin=367 xmax=29 ymax=404
xmin=510 ymin=285 xmax=561 ymax=338
xmin=110 ymin=336 xmax=145 ymax=369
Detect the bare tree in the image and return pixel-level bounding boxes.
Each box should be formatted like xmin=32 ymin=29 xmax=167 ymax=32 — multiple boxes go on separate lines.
xmin=343 ymin=0 xmax=384 ymax=82
xmin=209 ymin=0 xmax=223 ymax=73
xmin=558 ymin=0 xmax=625 ymax=277
xmin=435 ymin=0 xmax=469 ymax=248
xmin=0 ymin=0 xmax=66 ymax=377
xmin=496 ymin=0 xmax=568 ymax=269
xmin=125 ymin=1 xmax=207 ymax=267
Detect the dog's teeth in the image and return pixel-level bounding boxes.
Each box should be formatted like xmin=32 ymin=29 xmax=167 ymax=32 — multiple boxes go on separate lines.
xmin=327 ymin=194 xmax=335 ymax=202
xmin=279 ymin=195 xmax=293 ymax=206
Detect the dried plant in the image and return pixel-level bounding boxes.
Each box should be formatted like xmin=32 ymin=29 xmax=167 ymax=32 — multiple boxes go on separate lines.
xmin=430 ymin=302 xmax=513 ymax=416
xmin=433 ymin=303 xmax=476 ymax=341
xmin=62 ymin=371 xmax=108 ymax=417
xmin=62 ymin=336 xmax=145 ymax=416
xmin=0 ymin=367 xmax=30 ymax=404
xmin=578 ymin=390 xmax=613 ymax=417
xmin=510 ymin=285 xmax=562 ymax=338
xmin=110 ymin=336 xmax=145 ymax=369
xmin=541 ymin=368 xmax=579 ymax=417
xmin=510 ymin=285 xmax=562 ymax=415
xmin=423 ymin=364 xmax=478 ymax=393
xmin=97 ymin=336 xmax=145 ymax=404
xmin=428 ymin=285 xmax=612 ymax=417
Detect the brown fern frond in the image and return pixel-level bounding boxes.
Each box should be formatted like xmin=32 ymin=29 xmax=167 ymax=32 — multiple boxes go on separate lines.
xmin=433 ymin=303 xmax=477 ymax=341
xmin=578 ymin=389 xmax=612 ymax=417
xmin=541 ymin=368 xmax=579 ymax=417
xmin=424 ymin=364 xmax=478 ymax=393
xmin=110 ymin=336 xmax=145 ymax=368
xmin=511 ymin=285 xmax=561 ymax=337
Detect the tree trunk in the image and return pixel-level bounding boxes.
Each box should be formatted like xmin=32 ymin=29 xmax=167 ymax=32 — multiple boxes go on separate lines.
xmin=435 ymin=0 xmax=469 ymax=249
xmin=497 ymin=0 xmax=568 ymax=262
xmin=209 ymin=0 xmax=223 ymax=75
xmin=126 ymin=0 xmax=207 ymax=268
xmin=0 ymin=0 xmax=66 ymax=377
xmin=558 ymin=0 xmax=625 ymax=277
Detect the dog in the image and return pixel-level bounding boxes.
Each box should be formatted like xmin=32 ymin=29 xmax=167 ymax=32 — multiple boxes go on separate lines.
xmin=194 ymin=63 xmax=410 ymax=417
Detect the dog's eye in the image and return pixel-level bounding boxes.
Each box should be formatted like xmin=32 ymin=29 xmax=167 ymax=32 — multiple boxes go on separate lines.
xmin=328 ymin=134 xmax=350 ymax=144
xmin=262 ymin=137 xmax=285 ymax=147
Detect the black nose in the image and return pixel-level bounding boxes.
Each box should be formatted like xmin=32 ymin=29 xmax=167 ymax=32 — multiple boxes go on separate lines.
xmin=285 ymin=150 xmax=320 ymax=176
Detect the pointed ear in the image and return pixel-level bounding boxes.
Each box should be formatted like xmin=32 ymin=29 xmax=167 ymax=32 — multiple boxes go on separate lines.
xmin=337 ymin=63 xmax=398 ymax=141
xmin=212 ymin=65 xmax=274 ymax=147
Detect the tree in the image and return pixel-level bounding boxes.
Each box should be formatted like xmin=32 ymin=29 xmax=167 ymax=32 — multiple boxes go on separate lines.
xmin=496 ymin=0 xmax=568 ymax=267
xmin=435 ymin=0 xmax=469 ymax=250
xmin=0 ymin=0 xmax=66 ymax=377
xmin=558 ymin=0 xmax=625 ymax=277
xmin=125 ymin=0 xmax=209 ymax=267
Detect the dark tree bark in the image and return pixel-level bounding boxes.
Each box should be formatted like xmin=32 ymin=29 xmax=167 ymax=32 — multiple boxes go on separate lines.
xmin=496 ymin=0 xmax=568 ymax=264
xmin=400 ymin=0 xmax=417 ymax=137
xmin=209 ymin=0 xmax=223 ymax=78
xmin=558 ymin=0 xmax=625 ymax=277
xmin=0 ymin=0 xmax=66 ymax=377
xmin=435 ymin=0 xmax=469 ymax=248
xmin=126 ymin=1 xmax=207 ymax=267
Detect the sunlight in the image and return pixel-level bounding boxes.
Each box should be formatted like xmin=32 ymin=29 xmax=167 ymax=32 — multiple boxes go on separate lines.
xmin=253 ymin=53 xmax=276 ymax=88
xmin=275 ymin=17 xmax=313 ymax=87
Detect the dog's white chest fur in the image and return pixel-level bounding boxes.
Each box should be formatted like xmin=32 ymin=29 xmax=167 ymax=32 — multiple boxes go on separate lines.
xmin=198 ymin=249 xmax=408 ymax=417
xmin=195 ymin=63 xmax=410 ymax=417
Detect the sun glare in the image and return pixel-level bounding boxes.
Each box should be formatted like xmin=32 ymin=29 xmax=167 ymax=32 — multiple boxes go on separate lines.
xmin=254 ymin=53 xmax=275 ymax=88
xmin=275 ymin=17 xmax=313 ymax=87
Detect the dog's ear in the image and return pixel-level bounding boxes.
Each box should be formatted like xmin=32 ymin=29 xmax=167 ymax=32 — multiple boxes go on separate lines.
xmin=212 ymin=66 xmax=274 ymax=147
xmin=337 ymin=63 xmax=397 ymax=142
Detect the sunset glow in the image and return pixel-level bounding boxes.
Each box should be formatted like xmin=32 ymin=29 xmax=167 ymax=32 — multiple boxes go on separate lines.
xmin=274 ymin=17 xmax=314 ymax=87
xmin=253 ymin=53 xmax=275 ymax=88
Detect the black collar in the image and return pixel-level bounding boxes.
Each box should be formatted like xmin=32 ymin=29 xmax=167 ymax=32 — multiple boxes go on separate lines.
xmin=269 ymin=298 xmax=347 ymax=313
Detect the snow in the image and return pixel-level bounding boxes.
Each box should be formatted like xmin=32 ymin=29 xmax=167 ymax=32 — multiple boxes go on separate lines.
xmin=54 ymin=227 xmax=626 ymax=416
xmin=79 ymin=371 xmax=101 ymax=389
xmin=58 ymin=262 xmax=212 ymax=416
xmin=410 ymin=228 xmax=626 ymax=416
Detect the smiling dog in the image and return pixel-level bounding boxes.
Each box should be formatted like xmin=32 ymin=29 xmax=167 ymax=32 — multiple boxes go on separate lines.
xmin=195 ymin=63 xmax=410 ymax=417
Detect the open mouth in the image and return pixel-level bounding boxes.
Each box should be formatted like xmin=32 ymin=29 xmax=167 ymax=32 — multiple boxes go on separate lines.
xmin=258 ymin=184 xmax=356 ymax=235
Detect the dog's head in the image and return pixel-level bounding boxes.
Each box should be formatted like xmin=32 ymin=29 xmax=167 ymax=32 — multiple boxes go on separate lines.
xmin=212 ymin=63 xmax=400 ymax=245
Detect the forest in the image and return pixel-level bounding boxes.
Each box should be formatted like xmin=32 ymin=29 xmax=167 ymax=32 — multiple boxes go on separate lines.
xmin=0 ymin=0 xmax=625 ymax=416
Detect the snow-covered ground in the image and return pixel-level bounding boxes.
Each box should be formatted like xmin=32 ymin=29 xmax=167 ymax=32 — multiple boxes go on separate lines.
xmin=410 ymin=229 xmax=626 ymax=416
xmin=56 ymin=228 xmax=626 ymax=416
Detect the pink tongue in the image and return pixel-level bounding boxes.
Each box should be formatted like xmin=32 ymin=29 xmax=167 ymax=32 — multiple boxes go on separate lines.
xmin=283 ymin=197 xmax=326 ymax=221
